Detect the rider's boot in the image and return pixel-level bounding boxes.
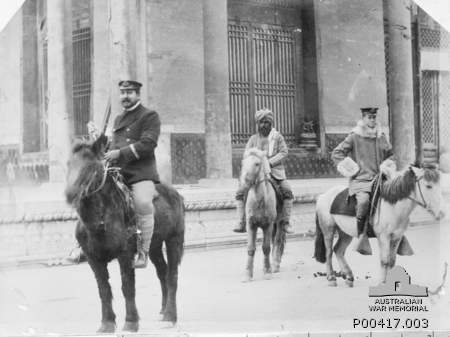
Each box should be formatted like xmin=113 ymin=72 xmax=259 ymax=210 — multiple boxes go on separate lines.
xmin=397 ymin=235 xmax=414 ymax=256
xmin=281 ymin=198 xmax=294 ymax=234
xmin=233 ymin=199 xmax=246 ymax=233
xmin=354 ymin=216 xmax=372 ymax=255
xmin=133 ymin=214 xmax=154 ymax=268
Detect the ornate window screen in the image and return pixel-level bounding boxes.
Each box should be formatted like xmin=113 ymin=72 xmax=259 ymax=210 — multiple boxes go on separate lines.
xmin=228 ymin=22 xmax=297 ymax=145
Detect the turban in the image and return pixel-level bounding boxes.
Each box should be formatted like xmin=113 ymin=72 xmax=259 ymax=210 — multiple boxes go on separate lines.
xmin=255 ymin=108 xmax=274 ymax=123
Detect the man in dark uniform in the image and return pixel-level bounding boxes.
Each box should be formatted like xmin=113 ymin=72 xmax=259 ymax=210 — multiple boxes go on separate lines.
xmin=67 ymin=80 xmax=160 ymax=268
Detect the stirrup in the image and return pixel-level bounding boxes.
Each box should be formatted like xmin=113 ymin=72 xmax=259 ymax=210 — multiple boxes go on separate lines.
xmin=133 ymin=252 xmax=148 ymax=269
xmin=233 ymin=221 xmax=246 ymax=233
xmin=354 ymin=234 xmax=372 ymax=255
xmin=65 ymin=247 xmax=86 ymax=264
xmin=283 ymin=221 xmax=294 ymax=234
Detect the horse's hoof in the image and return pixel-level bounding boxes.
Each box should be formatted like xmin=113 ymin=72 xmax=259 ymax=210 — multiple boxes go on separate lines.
xmin=272 ymin=265 xmax=280 ymax=273
xmin=161 ymin=312 xmax=177 ymax=324
xmin=328 ymin=280 xmax=337 ymax=287
xmin=242 ymin=275 xmax=252 ymax=283
xmin=97 ymin=321 xmax=116 ymax=333
xmin=263 ymin=273 xmax=273 ymax=280
xmin=122 ymin=321 xmax=139 ymax=332
xmin=345 ymin=279 xmax=354 ymax=288
xmin=264 ymin=267 xmax=272 ymax=274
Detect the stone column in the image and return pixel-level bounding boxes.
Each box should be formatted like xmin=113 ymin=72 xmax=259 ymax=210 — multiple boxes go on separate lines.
xmin=91 ymin=0 xmax=111 ymax=129
xmin=385 ymin=0 xmax=416 ymax=168
xmin=47 ymin=0 xmax=73 ymax=182
xmin=22 ymin=0 xmax=40 ymax=153
xmin=202 ymin=0 xmax=233 ymax=179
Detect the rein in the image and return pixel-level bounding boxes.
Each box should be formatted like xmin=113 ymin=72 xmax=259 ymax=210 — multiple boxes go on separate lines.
xmin=243 ymin=154 xmax=271 ymax=188
xmin=85 ymin=161 xmax=110 ymax=196
xmin=407 ymin=176 xmax=430 ymax=212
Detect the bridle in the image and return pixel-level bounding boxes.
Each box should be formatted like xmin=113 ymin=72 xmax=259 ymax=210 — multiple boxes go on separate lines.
xmin=407 ymin=175 xmax=432 ymax=213
xmin=242 ymin=154 xmax=270 ymax=187
xmin=84 ymin=160 xmax=110 ymax=197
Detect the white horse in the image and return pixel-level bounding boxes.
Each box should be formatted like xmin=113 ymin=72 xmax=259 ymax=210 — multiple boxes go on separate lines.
xmin=314 ymin=164 xmax=445 ymax=286
xmin=240 ymin=148 xmax=286 ymax=281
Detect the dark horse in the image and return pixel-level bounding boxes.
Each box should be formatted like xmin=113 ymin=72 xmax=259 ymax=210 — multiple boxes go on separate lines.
xmin=65 ymin=134 xmax=185 ymax=333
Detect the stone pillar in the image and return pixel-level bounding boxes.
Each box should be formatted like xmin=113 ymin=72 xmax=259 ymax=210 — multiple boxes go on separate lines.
xmin=47 ymin=0 xmax=73 ymax=182
xmin=22 ymin=0 xmax=40 ymax=153
xmin=385 ymin=0 xmax=416 ymax=168
xmin=108 ymin=0 xmax=141 ymax=122
xmin=91 ymin=0 xmax=111 ymax=129
xmin=202 ymin=0 xmax=232 ymax=179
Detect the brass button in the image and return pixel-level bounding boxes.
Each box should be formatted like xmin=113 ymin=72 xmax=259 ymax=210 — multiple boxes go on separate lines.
xmin=126 ymin=128 xmax=130 ymax=132
xmin=126 ymin=138 xmax=130 ymax=142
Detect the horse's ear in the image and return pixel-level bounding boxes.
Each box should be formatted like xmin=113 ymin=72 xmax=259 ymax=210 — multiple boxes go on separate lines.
xmin=410 ymin=165 xmax=423 ymax=179
xmin=92 ymin=134 xmax=108 ymax=156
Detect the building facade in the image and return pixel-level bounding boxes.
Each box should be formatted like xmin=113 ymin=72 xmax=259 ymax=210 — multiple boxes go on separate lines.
xmin=0 ymin=0 xmax=448 ymax=185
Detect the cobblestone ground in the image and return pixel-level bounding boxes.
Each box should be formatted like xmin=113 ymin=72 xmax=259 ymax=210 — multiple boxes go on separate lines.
xmin=1 ymin=221 xmax=450 ymax=336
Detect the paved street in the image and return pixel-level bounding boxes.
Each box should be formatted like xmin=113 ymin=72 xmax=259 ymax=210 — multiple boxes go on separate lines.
xmin=1 ymin=221 xmax=450 ymax=336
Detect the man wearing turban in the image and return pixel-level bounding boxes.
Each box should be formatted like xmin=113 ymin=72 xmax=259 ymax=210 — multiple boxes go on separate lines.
xmin=233 ymin=108 xmax=294 ymax=234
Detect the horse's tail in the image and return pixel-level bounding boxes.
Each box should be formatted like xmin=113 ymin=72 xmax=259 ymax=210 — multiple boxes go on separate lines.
xmin=313 ymin=212 xmax=326 ymax=263
xmin=156 ymin=183 xmax=185 ymax=265
xmin=273 ymin=219 xmax=287 ymax=258
xmin=176 ymin=195 xmax=185 ymax=265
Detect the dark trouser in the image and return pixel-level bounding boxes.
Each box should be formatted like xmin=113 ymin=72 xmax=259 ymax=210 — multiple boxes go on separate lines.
xmin=355 ymin=191 xmax=371 ymax=236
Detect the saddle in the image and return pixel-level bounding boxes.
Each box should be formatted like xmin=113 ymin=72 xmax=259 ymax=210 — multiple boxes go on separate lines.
xmin=329 ymin=176 xmax=383 ymax=238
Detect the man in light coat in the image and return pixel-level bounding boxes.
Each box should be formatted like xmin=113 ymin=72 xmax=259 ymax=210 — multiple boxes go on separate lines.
xmin=331 ymin=107 xmax=411 ymax=255
xmin=233 ymin=108 xmax=294 ymax=234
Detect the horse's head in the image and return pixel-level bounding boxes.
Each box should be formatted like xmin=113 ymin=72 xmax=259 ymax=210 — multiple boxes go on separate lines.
xmin=65 ymin=134 xmax=108 ymax=205
xmin=240 ymin=148 xmax=270 ymax=187
xmin=410 ymin=163 xmax=445 ymax=220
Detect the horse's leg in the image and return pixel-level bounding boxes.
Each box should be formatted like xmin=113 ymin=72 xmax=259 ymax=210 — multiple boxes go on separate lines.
xmin=162 ymin=236 xmax=182 ymax=323
xmin=377 ymin=234 xmax=391 ymax=284
xmin=87 ymin=258 xmax=116 ymax=333
xmin=333 ymin=228 xmax=354 ymax=287
xmin=117 ymin=253 xmax=139 ymax=332
xmin=389 ymin=237 xmax=401 ymax=268
xmin=271 ymin=219 xmax=286 ymax=273
xmin=244 ymin=226 xmax=257 ymax=282
xmin=262 ymin=224 xmax=273 ymax=279
xmin=149 ymin=238 xmax=168 ymax=315
xmin=323 ymin=221 xmax=337 ymax=287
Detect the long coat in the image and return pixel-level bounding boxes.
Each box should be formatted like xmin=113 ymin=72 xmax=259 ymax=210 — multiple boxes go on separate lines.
xmin=245 ymin=128 xmax=288 ymax=180
xmin=331 ymin=120 xmax=394 ymax=195
xmin=110 ymin=103 xmax=161 ymax=185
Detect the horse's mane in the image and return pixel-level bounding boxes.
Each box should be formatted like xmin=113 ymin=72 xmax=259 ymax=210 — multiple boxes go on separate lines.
xmin=380 ymin=165 xmax=440 ymax=204
xmin=380 ymin=169 xmax=416 ymax=203
xmin=70 ymin=139 xmax=135 ymax=223
xmin=244 ymin=147 xmax=266 ymax=159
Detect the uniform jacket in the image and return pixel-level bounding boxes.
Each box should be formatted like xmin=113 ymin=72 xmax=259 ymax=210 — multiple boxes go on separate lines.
xmin=245 ymin=128 xmax=288 ymax=180
xmin=331 ymin=120 xmax=394 ymax=195
xmin=110 ymin=103 xmax=161 ymax=185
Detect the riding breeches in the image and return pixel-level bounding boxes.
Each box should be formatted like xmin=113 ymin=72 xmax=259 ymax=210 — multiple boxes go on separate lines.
xmin=131 ymin=180 xmax=157 ymax=252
